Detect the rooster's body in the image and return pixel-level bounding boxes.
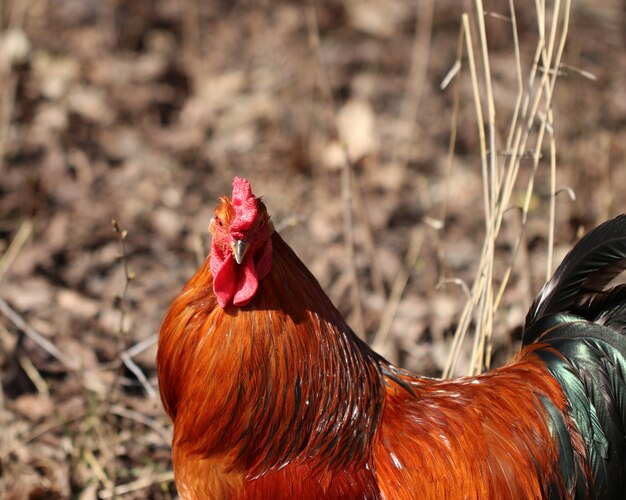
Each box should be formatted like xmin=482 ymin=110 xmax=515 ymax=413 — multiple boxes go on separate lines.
xmin=158 ymin=178 xmax=626 ymax=499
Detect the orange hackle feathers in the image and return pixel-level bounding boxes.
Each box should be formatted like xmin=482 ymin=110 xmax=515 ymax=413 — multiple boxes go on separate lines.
xmin=158 ymin=234 xmax=385 ymax=497
xmin=373 ymin=350 xmax=586 ymax=499
xmin=158 ymin=178 xmax=626 ymax=499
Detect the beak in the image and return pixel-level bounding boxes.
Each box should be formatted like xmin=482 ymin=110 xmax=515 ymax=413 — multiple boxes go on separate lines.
xmin=232 ymin=240 xmax=249 ymax=265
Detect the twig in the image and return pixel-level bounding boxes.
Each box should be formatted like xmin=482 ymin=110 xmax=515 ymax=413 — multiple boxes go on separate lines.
xmin=484 ymin=12 xmax=511 ymax=22
xmin=557 ymin=63 xmax=596 ymax=81
xmin=437 ymin=277 xmax=472 ymax=302
xmin=538 ymin=63 xmax=596 ymax=81
xmin=0 ymin=0 xmax=30 ymax=174
xmin=437 ymin=21 xmax=465 ymax=268
xmin=372 ymin=231 xmax=423 ymax=354
xmin=84 ymin=449 xmax=115 ymax=494
xmin=123 ymin=333 xmax=158 ymax=358
xmin=340 ymin=146 xmax=365 ymax=337
xmin=0 ymin=73 xmax=17 ymax=173
xmin=0 ymin=219 xmax=33 ymax=281
xmin=0 ymin=297 xmax=76 ymax=369
xmin=98 ymin=471 xmax=175 ymax=499
xmin=392 ymin=0 xmax=435 ymax=172
xmin=90 ymin=334 xmax=157 ymax=377
xmin=1 ymin=410 xmax=87 ymax=460
xmin=108 ymin=404 xmax=171 ymax=444
xmin=18 ymin=354 xmax=49 ymax=395
xmin=111 ymin=219 xmax=135 ymax=337
xmin=440 ymin=60 xmax=461 ymax=91
xmin=107 ymin=218 xmax=137 ymax=491
xmin=305 ymin=1 xmax=366 ymax=337
xmin=351 ymin=176 xmax=386 ymax=301
xmin=556 ymin=186 xmax=576 ymax=202
xmin=120 ymin=350 xmax=158 ymax=400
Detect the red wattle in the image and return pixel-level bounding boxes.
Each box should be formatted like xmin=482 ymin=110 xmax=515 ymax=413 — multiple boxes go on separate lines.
xmin=211 ymin=250 xmax=236 ymax=309
xmin=233 ymin=259 xmax=258 ymax=306
xmin=211 ymin=238 xmax=273 ymax=308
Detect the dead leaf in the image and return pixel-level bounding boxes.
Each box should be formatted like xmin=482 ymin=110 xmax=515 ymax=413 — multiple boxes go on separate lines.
xmin=337 ymin=98 xmax=379 ymax=162
xmin=12 ymin=394 xmax=54 ymax=421
xmin=57 ymin=289 xmax=99 ymax=318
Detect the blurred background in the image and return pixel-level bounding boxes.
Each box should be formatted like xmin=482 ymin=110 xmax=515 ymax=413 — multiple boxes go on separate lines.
xmin=0 ymin=0 xmax=624 ymax=497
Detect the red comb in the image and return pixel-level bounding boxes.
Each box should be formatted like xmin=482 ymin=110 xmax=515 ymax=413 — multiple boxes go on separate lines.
xmin=231 ymin=177 xmax=258 ymax=233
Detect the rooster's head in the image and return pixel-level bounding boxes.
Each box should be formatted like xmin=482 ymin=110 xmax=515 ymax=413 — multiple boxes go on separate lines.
xmin=209 ymin=177 xmax=274 ymax=308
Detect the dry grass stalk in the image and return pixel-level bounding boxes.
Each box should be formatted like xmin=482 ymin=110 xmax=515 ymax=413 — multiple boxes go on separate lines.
xmin=305 ymin=1 xmax=367 ymax=337
xmin=0 ymin=219 xmax=32 ymax=281
xmin=372 ymin=231 xmax=424 ymax=354
xmin=443 ymin=0 xmax=573 ymax=377
xmin=0 ymin=0 xmax=31 ymax=173
xmin=391 ymin=0 xmax=435 ymax=171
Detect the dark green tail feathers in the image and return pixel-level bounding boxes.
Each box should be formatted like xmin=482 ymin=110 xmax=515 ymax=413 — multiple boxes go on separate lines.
xmin=525 ymin=215 xmax=626 ymax=498
xmin=525 ymin=215 xmax=626 ymax=337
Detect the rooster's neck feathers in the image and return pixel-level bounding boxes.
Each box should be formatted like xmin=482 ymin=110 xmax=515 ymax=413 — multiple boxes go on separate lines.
xmin=159 ymin=232 xmax=386 ymax=476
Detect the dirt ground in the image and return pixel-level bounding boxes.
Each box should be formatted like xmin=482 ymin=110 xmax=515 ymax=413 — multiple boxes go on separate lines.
xmin=0 ymin=0 xmax=625 ymax=498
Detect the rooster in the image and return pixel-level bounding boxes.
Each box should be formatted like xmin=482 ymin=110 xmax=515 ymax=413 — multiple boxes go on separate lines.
xmin=158 ymin=177 xmax=626 ymax=499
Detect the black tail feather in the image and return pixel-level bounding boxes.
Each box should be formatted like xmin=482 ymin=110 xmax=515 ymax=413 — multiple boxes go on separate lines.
xmin=523 ymin=215 xmax=626 ymax=497
xmin=532 ymin=320 xmax=626 ymax=498
xmin=525 ymin=215 xmax=626 ymax=342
